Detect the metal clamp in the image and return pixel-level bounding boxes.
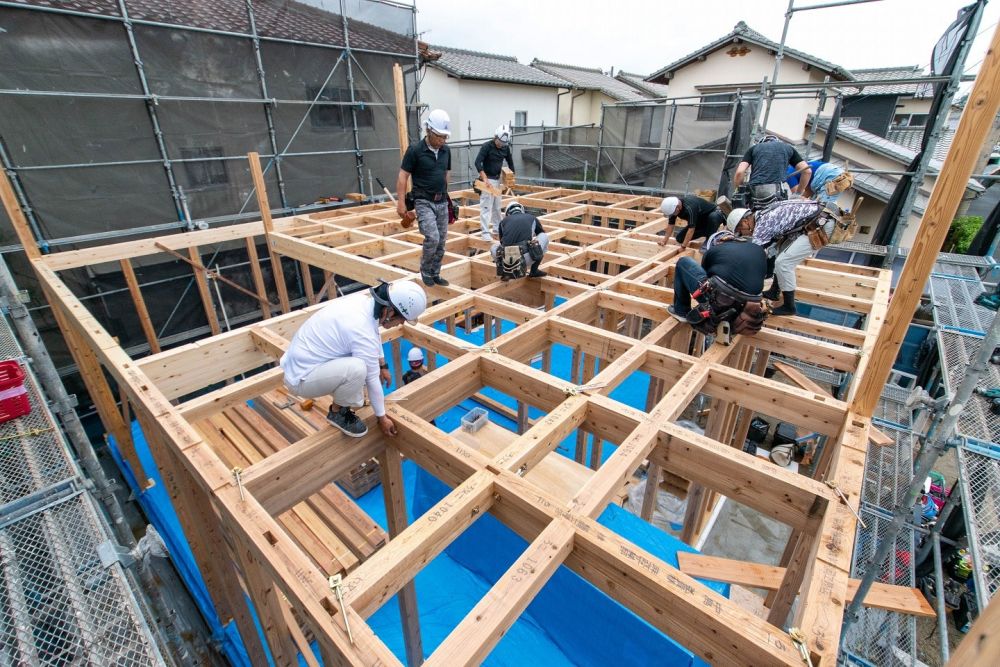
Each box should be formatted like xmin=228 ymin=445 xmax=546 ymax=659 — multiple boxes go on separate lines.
xmin=329 ymin=574 xmax=354 ymax=645
xmin=232 ymin=467 xmax=245 ymax=501
xmin=788 ymin=627 xmax=813 ymax=667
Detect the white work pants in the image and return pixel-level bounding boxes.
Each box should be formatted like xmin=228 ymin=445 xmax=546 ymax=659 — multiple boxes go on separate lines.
xmin=285 ymin=356 xmax=366 ymax=408
xmin=479 ymin=178 xmax=502 ymax=239
xmin=773 ymin=219 xmax=834 ymax=291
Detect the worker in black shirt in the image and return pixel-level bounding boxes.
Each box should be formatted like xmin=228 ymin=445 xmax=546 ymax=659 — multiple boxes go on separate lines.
xmin=733 ymin=135 xmax=811 ymax=210
xmin=657 ymin=195 xmax=726 ymax=246
xmin=669 ymin=220 xmax=768 ymax=336
xmin=475 ymin=124 xmax=515 ymax=240
xmin=491 ymin=201 xmax=549 ymax=281
xmin=397 ymin=108 xmax=452 ymax=287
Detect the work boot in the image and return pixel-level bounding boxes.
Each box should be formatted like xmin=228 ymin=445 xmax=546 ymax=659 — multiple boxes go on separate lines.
xmin=327 ymin=406 xmax=368 ymax=438
xmin=772 ymin=290 xmax=797 ymax=316
xmin=433 ymin=275 xmax=450 ymax=286
xmin=421 ymin=273 xmax=435 ymax=287
xmin=528 ymin=267 xmax=547 ymax=278
xmin=763 ymin=279 xmax=781 ymax=301
xmin=667 ymin=305 xmax=687 ymax=323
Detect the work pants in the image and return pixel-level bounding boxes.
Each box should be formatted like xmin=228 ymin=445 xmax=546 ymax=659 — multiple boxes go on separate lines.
xmin=285 ymin=357 xmax=366 ymax=408
xmin=479 ymin=178 xmax=502 ymax=239
xmin=773 ymin=219 xmax=834 ymax=291
xmin=416 ymin=198 xmax=449 ymax=278
xmin=673 ymin=257 xmax=707 ymax=315
xmin=490 ymin=232 xmax=549 ymax=273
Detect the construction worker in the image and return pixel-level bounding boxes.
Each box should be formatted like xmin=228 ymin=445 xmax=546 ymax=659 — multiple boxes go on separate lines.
xmin=669 ymin=225 xmax=767 ymax=336
xmin=280 ymin=280 xmax=427 ymax=438
xmin=804 ymin=162 xmax=854 ymax=206
xmin=402 ymin=347 xmax=427 ymax=385
xmin=729 ymin=200 xmax=846 ymax=316
xmin=733 ymin=135 xmax=811 ymax=210
xmin=491 ymin=201 xmax=548 ymax=281
xmin=475 ymin=124 xmax=515 ymax=240
xmin=657 ymin=195 xmax=727 ymax=246
xmin=397 ymin=108 xmax=452 ymax=287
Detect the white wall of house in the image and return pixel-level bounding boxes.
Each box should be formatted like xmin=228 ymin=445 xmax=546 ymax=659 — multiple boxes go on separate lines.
xmin=419 ymin=68 xmax=558 ymax=142
xmin=555 ymin=89 xmax=614 ymax=126
xmin=663 ymin=45 xmax=835 ymax=140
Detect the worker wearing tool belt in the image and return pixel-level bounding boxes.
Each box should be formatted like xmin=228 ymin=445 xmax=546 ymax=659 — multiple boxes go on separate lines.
xmin=397 ymin=108 xmax=453 ymax=287
xmin=657 ymin=195 xmax=727 ymax=246
xmin=491 ymin=201 xmax=549 ymax=281
xmin=730 ymin=200 xmax=856 ymax=316
xmin=733 ymin=135 xmax=812 ymax=210
xmin=668 ymin=227 xmax=768 ymax=338
xmin=475 ymin=124 xmax=515 ymax=240
xmin=280 ymin=280 xmax=427 ymax=438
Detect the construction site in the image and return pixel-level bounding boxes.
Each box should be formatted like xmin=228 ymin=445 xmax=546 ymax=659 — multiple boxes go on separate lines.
xmin=0 ymin=0 xmax=999 ymax=665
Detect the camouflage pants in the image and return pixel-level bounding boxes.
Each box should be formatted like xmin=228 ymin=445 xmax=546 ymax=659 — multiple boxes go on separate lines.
xmin=416 ymin=198 xmax=449 ymax=278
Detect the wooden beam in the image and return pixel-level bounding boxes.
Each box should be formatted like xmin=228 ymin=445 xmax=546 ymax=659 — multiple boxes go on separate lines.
xmin=393 ymin=63 xmax=409 ymax=160
xmin=675 ymin=553 xmax=934 ymax=617
xmin=0 ymin=168 xmax=40 ymax=260
xmin=187 ymin=246 xmax=221 ymax=336
xmin=119 ymin=259 xmax=161 ymax=354
xmin=245 ymin=237 xmax=272 ymax=319
xmin=851 ymin=23 xmax=1000 ymax=417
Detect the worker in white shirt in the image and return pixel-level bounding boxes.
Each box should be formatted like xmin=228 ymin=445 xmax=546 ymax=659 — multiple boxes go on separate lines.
xmin=279 ymin=280 xmax=427 ymax=438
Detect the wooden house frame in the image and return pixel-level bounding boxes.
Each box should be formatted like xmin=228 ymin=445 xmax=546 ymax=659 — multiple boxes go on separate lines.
xmin=1 ymin=28 xmax=996 ymax=667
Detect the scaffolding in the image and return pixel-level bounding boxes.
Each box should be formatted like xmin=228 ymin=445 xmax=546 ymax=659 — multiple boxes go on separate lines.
xmin=0 ymin=310 xmax=164 ymax=665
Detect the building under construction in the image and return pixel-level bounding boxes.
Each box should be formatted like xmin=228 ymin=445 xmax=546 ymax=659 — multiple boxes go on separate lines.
xmin=0 ymin=1 xmax=999 ymax=666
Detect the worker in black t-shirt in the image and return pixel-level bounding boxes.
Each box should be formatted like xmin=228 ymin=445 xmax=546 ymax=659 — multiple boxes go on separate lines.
xmin=491 ymin=201 xmax=549 ymax=281
xmin=733 ymin=135 xmax=811 ymax=210
xmin=657 ymin=195 xmax=726 ymax=246
xmin=397 ymin=108 xmax=453 ymax=287
xmin=475 ymin=124 xmax=515 ymax=240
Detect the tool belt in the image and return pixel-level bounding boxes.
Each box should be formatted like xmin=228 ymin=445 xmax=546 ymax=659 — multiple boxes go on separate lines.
xmin=828 ymin=210 xmax=858 ymax=245
xmin=411 ymin=189 xmax=448 ymax=204
xmin=804 ymin=218 xmax=831 ymax=251
xmin=689 ymin=276 xmax=766 ymax=337
xmin=496 ymin=243 xmax=526 ymax=279
xmin=750 ymin=183 xmax=787 ymax=210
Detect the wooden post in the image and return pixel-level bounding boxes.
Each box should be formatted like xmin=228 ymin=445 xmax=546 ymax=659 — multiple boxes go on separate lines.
xmin=300 ymin=261 xmax=315 ymax=305
xmin=391 ymin=339 xmax=404 ymax=389
xmin=378 ymin=445 xmax=423 ymax=666
xmin=393 ymin=63 xmax=409 ymax=158
xmin=119 ymin=259 xmax=161 ymax=354
xmin=244 ymin=237 xmax=272 ymax=319
xmin=851 ymin=23 xmax=1000 ymax=417
xmin=188 ymin=246 xmax=221 ymax=336
xmin=248 ymin=152 xmax=291 ymax=314
xmin=0 ymin=168 xmax=40 ymax=260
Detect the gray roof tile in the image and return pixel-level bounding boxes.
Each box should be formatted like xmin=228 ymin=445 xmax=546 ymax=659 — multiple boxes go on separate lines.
xmin=616 ymin=72 xmax=670 ymax=98
xmin=648 ymin=21 xmax=853 ymax=83
xmin=426 ymin=45 xmax=571 ymax=88
xmin=531 ymin=60 xmax=650 ymax=101
xmin=841 ymin=66 xmax=934 ymax=97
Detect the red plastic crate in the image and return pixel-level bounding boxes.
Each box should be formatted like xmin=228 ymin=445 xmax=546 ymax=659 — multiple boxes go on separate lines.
xmin=0 ymin=360 xmax=24 ymax=391
xmin=0 ymin=361 xmax=30 ymax=423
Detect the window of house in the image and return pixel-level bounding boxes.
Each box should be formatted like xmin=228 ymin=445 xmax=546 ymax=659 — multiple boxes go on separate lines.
xmin=697 ymin=93 xmax=734 ymax=121
xmin=893 ymin=113 xmax=928 ymax=128
xmin=514 ymin=111 xmax=528 ymax=128
xmin=307 ymin=86 xmax=375 ymax=130
xmin=180 ymin=146 xmax=228 ymax=187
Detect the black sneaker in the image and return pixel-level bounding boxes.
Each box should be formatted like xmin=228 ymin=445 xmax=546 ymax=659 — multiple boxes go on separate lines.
xmin=528 ymin=268 xmax=547 ymax=278
xmin=433 ymin=275 xmax=450 ymax=286
xmin=421 ymin=273 xmax=435 ymax=287
xmin=327 ymin=406 xmax=368 ymax=438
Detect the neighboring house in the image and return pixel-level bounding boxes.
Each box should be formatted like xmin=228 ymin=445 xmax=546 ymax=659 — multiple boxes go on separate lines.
xmin=809 ymin=117 xmax=985 ymax=247
xmin=645 ymin=21 xmax=853 ymax=141
xmin=840 ymin=66 xmax=934 ymax=147
xmin=615 ymin=72 xmax=670 ymax=99
xmin=418 ymin=44 xmax=568 ymax=141
xmin=530 ymin=60 xmax=651 ymax=126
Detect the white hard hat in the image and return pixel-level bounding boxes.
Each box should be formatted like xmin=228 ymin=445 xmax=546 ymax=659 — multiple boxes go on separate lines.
xmin=660 ymin=196 xmax=680 ymax=217
xmin=726 ymin=208 xmax=751 ymax=232
xmin=388 ymin=281 xmax=427 ymax=322
xmin=425 ymin=109 xmax=451 ymax=138
xmin=505 ymin=200 xmax=524 ymax=216
xmin=407 ymin=347 xmax=425 ymax=363
xmin=495 ymin=124 xmax=511 ymax=143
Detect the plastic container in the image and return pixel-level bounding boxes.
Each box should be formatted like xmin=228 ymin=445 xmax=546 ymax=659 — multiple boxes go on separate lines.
xmin=461 ymin=407 xmax=489 ymax=433
xmin=0 ymin=361 xmax=29 ymax=424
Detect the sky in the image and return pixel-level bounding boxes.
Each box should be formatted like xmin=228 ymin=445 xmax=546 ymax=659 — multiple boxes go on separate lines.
xmin=406 ymin=0 xmax=1000 ymax=82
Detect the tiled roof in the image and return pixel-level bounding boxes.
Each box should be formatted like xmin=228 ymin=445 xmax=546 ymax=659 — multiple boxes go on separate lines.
xmin=14 ymin=0 xmax=415 ymax=55
xmin=531 ymin=60 xmax=650 ymax=101
xmin=615 ymin=72 xmax=670 ymax=99
xmin=647 ymin=21 xmax=853 ymax=83
xmin=425 ymin=45 xmax=570 ymax=88
xmin=841 ymin=66 xmax=934 ymax=97
xmin=812 ymin=116 xmax=983 ymax=192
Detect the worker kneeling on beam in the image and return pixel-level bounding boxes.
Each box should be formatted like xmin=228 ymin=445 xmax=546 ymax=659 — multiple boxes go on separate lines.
xmin=279 ymin=280 xmax=427 ymax=438
xmin=730 ymin=198 xmax=858 ymax=316
xmin=668 ymin=215 xmax=768 ymax=338
xmin=491 ymin=201 xmax=549 ymax=281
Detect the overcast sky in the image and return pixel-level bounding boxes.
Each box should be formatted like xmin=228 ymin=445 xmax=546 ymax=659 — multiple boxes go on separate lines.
xmin=408 ymin=0 xmax=999 ymax=81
